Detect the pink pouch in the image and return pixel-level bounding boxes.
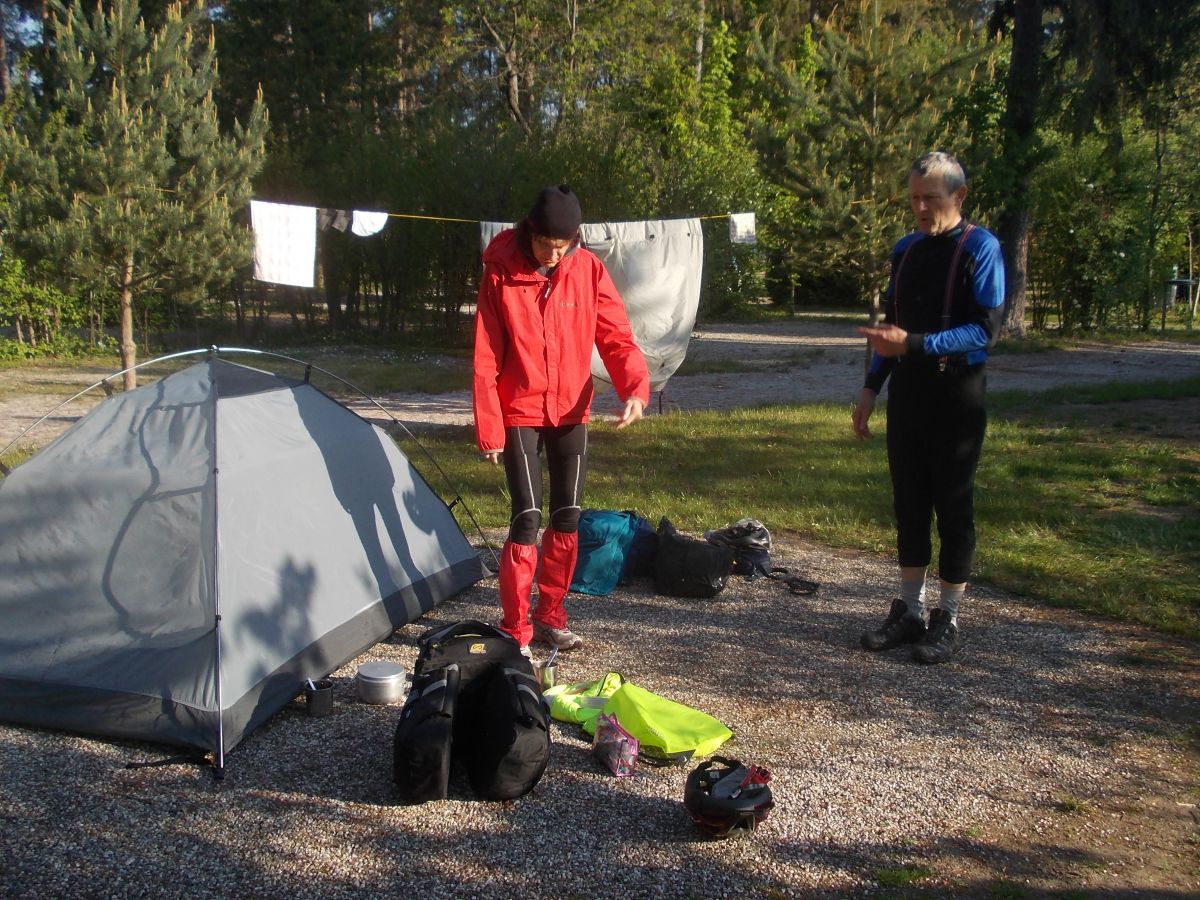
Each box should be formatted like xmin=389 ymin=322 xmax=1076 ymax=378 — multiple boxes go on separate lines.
xmin=592 ymin=713 xmax=639 ymax=777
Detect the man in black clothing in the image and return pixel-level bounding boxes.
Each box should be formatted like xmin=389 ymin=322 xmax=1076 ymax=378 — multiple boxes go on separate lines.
xmin=852 ymin=151 xmax=1006 ymax=664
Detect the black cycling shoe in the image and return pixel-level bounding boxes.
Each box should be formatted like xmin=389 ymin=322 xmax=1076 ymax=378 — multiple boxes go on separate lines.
xmin=913 ymin=608 xmax=960 ymax=664
xmin=860 ymin=598 xmax=927 ymax=651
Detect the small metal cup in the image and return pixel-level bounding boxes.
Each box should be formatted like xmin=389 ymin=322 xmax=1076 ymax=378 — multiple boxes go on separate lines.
xmin=304 ymin=679 xmax=334 ymax=717
xmin=537 ymin=663 xmax=556 ymax=691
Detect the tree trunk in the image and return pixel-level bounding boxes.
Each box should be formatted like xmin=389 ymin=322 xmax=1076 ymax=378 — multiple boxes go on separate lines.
xmin=119 ymin=253 xmax=138 ymax=390
xmin=0 ymin=6 xmax=9 ymax=103
xmin=479 ymin=11 xmax=530 ymax=135
xmin=694 ymin=0 xmax=706 ymax=86
xmin=1189 ymin=222 xmax=1197 ymax=329
xmin=996 ymin=0 xmax=1044 ymax=338
xmin=1145 ymin=115 xmax=1167 ymax=332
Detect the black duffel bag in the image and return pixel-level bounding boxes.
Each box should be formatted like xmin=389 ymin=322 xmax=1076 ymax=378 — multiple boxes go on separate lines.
xmin=393 ymin=663 xmax=460 ymax=803
xmin=653 ymin=517 xmax=735 ymax=599
xmin=394 ymin=620 xmax=549 ymax=803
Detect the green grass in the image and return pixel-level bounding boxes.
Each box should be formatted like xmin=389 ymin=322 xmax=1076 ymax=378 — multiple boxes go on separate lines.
xmin=873 ymin=864 xmax=933 ymax=887
xmin=0 ymin=351 xmax=122 ymax=371
xmin=991 ymin=376 xmax=1200 ymax=409
xmin=0 ymin=346 xmax=470 ymax=404
xmin=271 ymin=345 xmax=471 ymax=396
xmin=0 ymin=353 xmax=122 ymax=402
xmin=1054 ymin=794 xmax=1092 ymax=815
xmin=414 ymin=381 xmax=1200 ymax=639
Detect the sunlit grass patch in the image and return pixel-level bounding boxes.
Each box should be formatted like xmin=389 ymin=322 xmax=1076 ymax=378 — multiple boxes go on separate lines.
xmin=413 ymin=391 xmax=1199 ymax=639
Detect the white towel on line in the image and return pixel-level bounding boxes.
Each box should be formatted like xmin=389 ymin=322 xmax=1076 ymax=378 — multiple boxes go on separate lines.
xmin=729 ymin=212 xmax=757 ymax=244
xmin=351 ymin=210 xmax=389 ymax=237
xmin=250 ymin=200 xmax=317 ymax=288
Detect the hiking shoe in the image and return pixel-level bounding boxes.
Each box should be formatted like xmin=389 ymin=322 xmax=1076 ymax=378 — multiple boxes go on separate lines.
xmin=532 ymin=621 xmax=583 ymax=651
xmin=913 ymin=608 xmax=959 ymax=664
xmin=860 ymin=597 xmax=927 ymax=651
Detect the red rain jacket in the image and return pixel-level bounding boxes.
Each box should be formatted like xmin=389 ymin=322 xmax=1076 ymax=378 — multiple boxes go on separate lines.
xmin=473 ymin=228 xmax=650 ymax=452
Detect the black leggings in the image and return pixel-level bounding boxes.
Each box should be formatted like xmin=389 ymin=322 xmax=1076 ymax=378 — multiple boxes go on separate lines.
xmin=503 ymin=424 xmax=588 ymax=544
xmin=886 ymin=363 xmax=986 ymax=584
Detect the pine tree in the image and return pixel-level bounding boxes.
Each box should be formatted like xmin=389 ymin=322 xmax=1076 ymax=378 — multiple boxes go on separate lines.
xmin=751 ymin=0 xmax=993 ymax=316
xmin=989 ymin=0 xmax=1200 ymax=336
xmin=0 ymin=0 xmax=266 ymax=387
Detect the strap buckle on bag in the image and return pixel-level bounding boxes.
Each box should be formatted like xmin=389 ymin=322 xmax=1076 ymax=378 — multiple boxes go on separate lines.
xmin=762 ymin=567 xmax=819 ymax=596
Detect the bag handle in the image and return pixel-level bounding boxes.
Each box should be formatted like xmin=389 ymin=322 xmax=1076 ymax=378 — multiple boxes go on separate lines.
xmin=421 ymin=619 xmax=513 ymax=649
xmin=497 ymin=665 xmax=542 ymax=727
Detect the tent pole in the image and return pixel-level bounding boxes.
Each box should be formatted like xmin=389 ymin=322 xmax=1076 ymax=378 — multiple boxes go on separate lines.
xmin=0 ymin=347 xmax=213 ymax=459
xmin=3 ymin=343 xmax=500 ymax=575
xmin=206 ymin=347 xmax=501 ymax=570
xmin=210 ymin=358 xmax=227 ymax=779
xmin=213 ymin=614 xmax=225 ymax=779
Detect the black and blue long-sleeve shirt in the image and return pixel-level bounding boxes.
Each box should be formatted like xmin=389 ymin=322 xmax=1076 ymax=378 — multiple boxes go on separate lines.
xmin=864 ymin=221 xmax=1006 ymax=394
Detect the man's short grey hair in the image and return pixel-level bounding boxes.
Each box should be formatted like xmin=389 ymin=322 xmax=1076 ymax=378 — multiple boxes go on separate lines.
xmin=910 ymin=151 xmax=966 ymax=193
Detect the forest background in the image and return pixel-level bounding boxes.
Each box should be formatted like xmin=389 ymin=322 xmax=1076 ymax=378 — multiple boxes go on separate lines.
xmin=1 ymin=0 xmax=1200 ymax=372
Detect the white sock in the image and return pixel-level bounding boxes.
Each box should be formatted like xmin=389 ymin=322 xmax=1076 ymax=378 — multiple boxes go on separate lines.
xmin=900 ymin=580 xmax=926 ymax=619
xmin=939 ymin=585 xmax=965 ymax=623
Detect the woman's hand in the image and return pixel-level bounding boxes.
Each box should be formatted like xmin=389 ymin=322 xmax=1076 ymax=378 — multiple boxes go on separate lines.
xmin=482 ymin=450 xmax=502 ymax=465
xmin=615 ymin=397 xmax=645 ymax=430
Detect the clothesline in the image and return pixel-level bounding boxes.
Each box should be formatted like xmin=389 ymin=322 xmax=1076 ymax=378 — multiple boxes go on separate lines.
xmin=249 ymin=198 xmax=756 ymax=288
xmin=381 ymin=211 xmax=737 ymax=223
xmin=242 ymin=197 xmax=741 ymax=225
xmin=298 ymin=208 xmax=739 ymax=225
xmin=383 ymin=211 xmax=736 ymax=223
xmin=153 ymin=185 xmax=742 ymax=224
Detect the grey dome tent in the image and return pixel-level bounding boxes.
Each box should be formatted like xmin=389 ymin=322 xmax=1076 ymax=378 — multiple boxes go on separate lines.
xmin=0 ymin=353 xmax=488 ymax=772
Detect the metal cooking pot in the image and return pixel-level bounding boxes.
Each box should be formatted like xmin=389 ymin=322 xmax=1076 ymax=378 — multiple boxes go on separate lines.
xmin=355 ymin=661 xmax=406 ymax=704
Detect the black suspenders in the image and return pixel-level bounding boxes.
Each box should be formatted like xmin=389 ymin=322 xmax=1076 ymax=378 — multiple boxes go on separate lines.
xmin=892 ymin=223 xmax=976 ymax=372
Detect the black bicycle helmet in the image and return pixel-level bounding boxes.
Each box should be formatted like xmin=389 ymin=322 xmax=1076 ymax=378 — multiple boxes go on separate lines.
xmin=684 ymin=756 xmax=774 ymax=839
xmin=703 ymin=518 xmax=771 ymax=553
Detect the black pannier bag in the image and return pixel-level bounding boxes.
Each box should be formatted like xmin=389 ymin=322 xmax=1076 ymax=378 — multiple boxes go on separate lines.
xmin=393 ymin=620 xmax=550 ymax=803
xmin=392 ymin=663 xmax=460 ymax=803
xmin=467 ymin=662 xmax=550 ymax=800
xmin=653 ymin=517 xmax=735 ymax=599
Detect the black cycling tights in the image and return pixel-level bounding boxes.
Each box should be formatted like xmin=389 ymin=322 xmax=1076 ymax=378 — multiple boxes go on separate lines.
xmin=503 ymin=424 xmax=588 ymax=545
xmin=886 ymin=364 xmax=986 ymax=585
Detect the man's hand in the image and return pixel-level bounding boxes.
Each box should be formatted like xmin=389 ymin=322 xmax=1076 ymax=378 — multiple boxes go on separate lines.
xmin=615 ymin=397 xmax=645 ymax=430
xmin=482 ymin=450 xmax=502 ymax=465
xmin=852 ymin=388 xmax=877 ymax=440
xmin=857 ymin=324 xmax=909 ymax=358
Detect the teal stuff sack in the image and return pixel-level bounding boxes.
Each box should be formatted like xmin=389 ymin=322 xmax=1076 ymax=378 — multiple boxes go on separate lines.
xmin=621 ymin=513 xmax=658 ymax=581
xmin=570 ymin=509 xmax=645 ymax=596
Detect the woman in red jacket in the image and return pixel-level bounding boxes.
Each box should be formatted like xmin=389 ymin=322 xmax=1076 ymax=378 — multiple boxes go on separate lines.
xmin=474 ymin=185 xmax=650 ymax=654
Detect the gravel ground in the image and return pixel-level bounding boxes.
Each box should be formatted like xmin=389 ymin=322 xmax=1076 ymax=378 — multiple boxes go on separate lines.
xmin=1 ymin=532 xmax=1197 ymax=898
xmin=1 ymin=323 xmax=1199 ymax=896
